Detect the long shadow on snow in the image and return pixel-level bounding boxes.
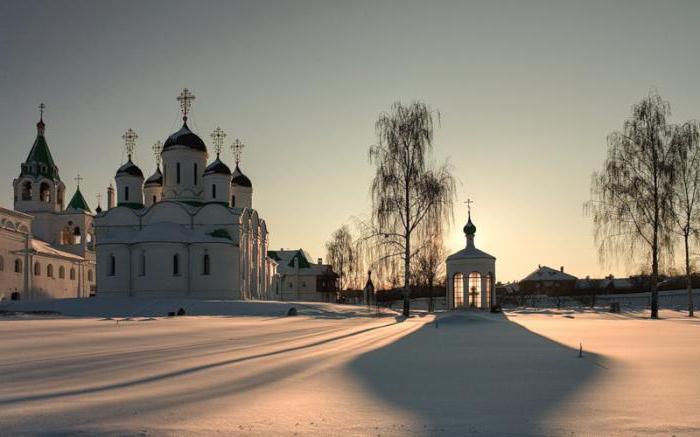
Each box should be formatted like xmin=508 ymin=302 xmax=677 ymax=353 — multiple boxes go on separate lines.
xmin=346 ymin=311 xmax=606 ymax=436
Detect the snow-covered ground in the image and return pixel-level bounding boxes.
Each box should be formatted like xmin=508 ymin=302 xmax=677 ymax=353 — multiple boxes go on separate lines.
xmin=0 ymin=300 xmax=698 ymax=436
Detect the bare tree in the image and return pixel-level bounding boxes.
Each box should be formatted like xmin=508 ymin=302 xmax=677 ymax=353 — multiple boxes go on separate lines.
xmin=415 ymin=234 xmax=446 ymax=312
xmin=670 ymin=121 xmax=700 ymax=317
xmin=366 ymin=101 xmax=456 ymax=317
xmin=586 ymin=92 xmax=676 ymax=319
xmin=325 ymin=225 xmax=358 ymax=290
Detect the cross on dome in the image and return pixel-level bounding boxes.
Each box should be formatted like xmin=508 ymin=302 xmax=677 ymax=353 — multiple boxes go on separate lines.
xmin=210 ymin=127 xmax=227 ymax=157
xmin=38 ymin=102 xmax=46 ymax=121
xmin=122 ymin=129 xmax=138 ymax=159
xmin=465 ymin=198 xmax=474 ymax=214
xmin=74 ymin=173 xmax=84 ymax=188
xmin=176 ymin=88 xmax=195 ymax=122
xmin=231 ymin=138 xmax=245 ymax=165
xmin=152 ymin=140 xmax=163 ymax=167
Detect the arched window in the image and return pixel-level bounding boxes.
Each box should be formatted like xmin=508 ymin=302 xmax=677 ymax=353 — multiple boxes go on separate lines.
xmin=139 ymin=252 xmax=146 ymax=276
xmin=109 ymin=255 xmax=116 ymax=276
xmin=14 ymin=259 xmax=22 ymax=273
xmin=212 ymin=184 xmax=217 ymax=199
xmin=40 ymin=182 xmax=51 ymax=202
xmin=453 ymin=273 xmax=464 ymax=307
xmin=485 ymin=273 xmax=494 ymax=308
xmin=194 ymin=163 xmax=198 ymax=185
xmin=88 ymin=270 xmax=93 ymax=282
xmin=176 ymin=163 xmax=181 ymax=184
xmin=124 ymin=186 xmax=130 ymax=201
xmin=231 ymin=194 xmax=236 ymax=207
xmin=73 ymin=227 xmax=82 ymax=244
xmin=21 ymin=181 xmax=32 ymax=200
xmin=47 ymin=264 xmax=54 ymax=278
xmin=203 ymin=254 xmax=210 ymax=275
xmin=34 ymin=262 xmax=41 ymax=276
xmin=173 ymin=254 xmax=180 ymax=276
xmin=70 ymin=267 xmax=76 ymax=280
xmin=152 ymin=195 xmax=157 ymax=204
xmin=59 ymin=266 xmax=65 ymax=279
xmin=59 ymin=227 xmax=73 ymax=245
xmin=469 ymin=272 xmax=482 ymax=308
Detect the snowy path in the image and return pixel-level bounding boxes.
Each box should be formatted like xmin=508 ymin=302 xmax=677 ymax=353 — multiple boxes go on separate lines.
xmin=0 ymin=304 xmax=698 ymax=436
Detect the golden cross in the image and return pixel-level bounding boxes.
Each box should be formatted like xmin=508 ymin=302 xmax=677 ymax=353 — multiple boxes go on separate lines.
xmin=74 ymin=173 xmax=83 ymax=188
xmin=231 ymin=138 xmax=245 ymax=166
xmin=176 ymin=88 xmax=195 ymax=121
xmin=122 ymin=129 xmax=138 ymax=159
xmin=38 ymin=102 xmax=46 ymax=120
xmin=210 ymin=127 xmax=227 ymax=157
xmin=152 ymin=140 xmax=163 ymax=166
xmin=465 ymin=198 xmax=474 ymax=213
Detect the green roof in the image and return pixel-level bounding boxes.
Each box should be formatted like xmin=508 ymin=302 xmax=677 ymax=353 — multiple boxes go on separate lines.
xmin=288 ymin=250 xmax=311 ymax=268
xmin=21 ymin=125 xmax=60 ymax=181
xmin=208 ymin=229 xmax=233 ymax=240
xmin=67 ymin=187 xmax=91 ymax=212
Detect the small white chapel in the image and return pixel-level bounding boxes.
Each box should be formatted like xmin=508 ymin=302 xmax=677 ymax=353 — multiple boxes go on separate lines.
xmin=446 ymin=202 xmax=496 ymax=309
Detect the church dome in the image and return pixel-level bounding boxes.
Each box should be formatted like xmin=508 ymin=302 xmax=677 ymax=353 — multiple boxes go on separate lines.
xmin=116 ymin=159 xmax=144 ymax=178
xmin=144 ymin=166 xmax=163 ymax=186
xmin=204 ymin=158 xmax=231 ymax=176
xmin=463 ymin=215 xmax=476 ymax=235
xmin=231 ymin=165 xmax=252 ymax=187
xmin=163 ymin=122 xmax=207 ymax=152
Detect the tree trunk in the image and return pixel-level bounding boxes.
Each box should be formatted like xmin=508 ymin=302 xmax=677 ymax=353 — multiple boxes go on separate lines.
xmin=651 ymin=240 xmax=659 ymax=319
xmin=403 ymin=234 xmax=411 ymax=317
xmin=428 ymin=275 xmax=434 ymax=313
xmin=686 ymin=234 xmax=694 ymax=317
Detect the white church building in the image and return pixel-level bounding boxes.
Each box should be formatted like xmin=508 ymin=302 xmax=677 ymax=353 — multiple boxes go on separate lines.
xmin=1 ymin=107 xmax=96 ymax=301
xmin=94 ymin=89 xmax=276 ymax=299
xmin=446 ymin=205 xmax=496 ymax=309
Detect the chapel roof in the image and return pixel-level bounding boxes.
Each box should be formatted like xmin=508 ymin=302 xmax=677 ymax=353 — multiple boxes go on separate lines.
xmin=144 ymin=166 xmax=163 ymax=186
xmin=231 ymin=165 xmax=252 ymax=187
xmin=21 ymin=118 xmax=60 ymax=181
xmin=522 ymin=265 xmax=578 ymax=282
xmin=66 ymin=187 xmax=91 ymax=212
xmin=116 ymin=158 xmax=144 ymax=178
xmin=204 ymin=158 xmax=232 ymax=176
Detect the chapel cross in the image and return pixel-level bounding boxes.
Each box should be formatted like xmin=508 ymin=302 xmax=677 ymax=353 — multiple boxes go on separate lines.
xmin=177 ymin=88 xmax=195 ymax=122
xmin=122 ymin=129 xmax=138 ymax=159
xmin=74 ymin=173 xmax=84 ymax=188
xmin=152 ymin=140 xmax=163 ymax=167
xmin=231 ymin=138 xmax=245 ymax=166
xmin=465 ymin=198 xmax=474 ymax=214
xmin=38 ymin=103 xmax=46 ymax=120
xmin=210 ymin=127 xmax=227 ymax=157
xmin=96 ymin=193 xmax=102 ymax=206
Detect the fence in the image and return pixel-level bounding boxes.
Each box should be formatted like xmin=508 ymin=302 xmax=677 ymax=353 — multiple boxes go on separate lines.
xmin=500 ymin=289 xmax=700 ymax=311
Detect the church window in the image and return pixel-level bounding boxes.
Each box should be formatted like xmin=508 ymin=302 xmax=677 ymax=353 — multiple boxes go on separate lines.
xmin=301 ymin=281 xmax=306 ymax=288
xmin=139 ymin=252 xmax=146 ymax=276
xmin=453 ymin=273 xmax=464 ymax=307
xmin=88 ymin=270 xmax=93 ymax=282
xmin=34 ymin=262 xmax=41 ymax=276
xmin=212 ymin=184 xmax=217 ymax=199
xmin=14 ymin=259 xmax=22 ymax=273
xmin=203 ymin=254 xmax=210 ymax=275
xmin=70 ymin=267 xmax=75 ymax=280
xmin=109 ymin=255 xmax=116 ymax=276
xmin=47 ymin=264 xmax=54 ymax=278
xmin=176 ymin=163 xmax=181 ymax=184
xmin=59 ymin=266 xmax=65 ymax=279
xmin=124 ymin=186 xmax=130 ymax=201
xmin=21 ymin=181 xmax=32 ymax=201
xmin=194 ymin=163 xmax=198 ymax=185
xmin=231 ymin=195 xmax=236 ymax=207
xmin=173 ymin=254 xmax=180 ymax=276
xmin=73 ymin=227 xmax=82 ymax=244
xmin=469 ymin=272 xmax=482 ymax=308
xmin=152 ymin=195 xmax=157 ymax=204
xmin=40 ymin=182 xmax=51 ymax=203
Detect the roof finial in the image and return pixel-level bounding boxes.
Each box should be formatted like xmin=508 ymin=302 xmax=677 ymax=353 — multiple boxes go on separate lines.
xmin=122 ymin=128 xmax=138 ymax=160
xmin=210 ymin=127 xmax=227 ymax=158
xmin=231 ymin=138 xmax=245 ymax=166
xmin=152 ymin=140 xmax=163 ymax=168
xmin=74 ymin=173 xmax=84 ymax=189
xmin=36 ymin=102 xmax=46 ymax=136
xmin=38 ymin=102 xmax=46 ymax=121
xmin=177 ymin=88 xmax=195 ymax=123
xmin=465 ymin=198 xmax=474 ymax=215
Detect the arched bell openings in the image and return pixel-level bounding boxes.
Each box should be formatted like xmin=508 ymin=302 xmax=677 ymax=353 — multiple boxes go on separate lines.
xmin=21 ymin=181 xmax=32 ymax=200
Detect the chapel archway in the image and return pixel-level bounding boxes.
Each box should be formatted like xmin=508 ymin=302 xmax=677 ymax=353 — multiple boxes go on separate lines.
xmin=453 ymin=272 xmax=465 ymax=308
xmin=468 ymin=272 xmax=481 ymax=308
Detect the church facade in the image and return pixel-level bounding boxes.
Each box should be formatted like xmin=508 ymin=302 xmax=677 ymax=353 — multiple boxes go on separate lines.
xmin=94 ymin=89 xmax=275 ymax=299
xmin=1 ymin=109 xmax=96 ymax=301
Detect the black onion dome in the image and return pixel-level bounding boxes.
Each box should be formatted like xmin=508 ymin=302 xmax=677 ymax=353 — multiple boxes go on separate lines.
xmin=116 ymin=159 xmax=144 ymax=178
xmin=162 ymin=122 xmax=207 ymax=152
xmin=204 ymin=158 xmax=231 ymax=176
xmin=145 ymin=167 xmax=163 ymax=186
xmin=231 ymin=165 xmax=252 ymax=187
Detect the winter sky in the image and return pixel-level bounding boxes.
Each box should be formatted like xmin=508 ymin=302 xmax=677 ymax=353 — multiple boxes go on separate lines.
xmin=1 ymin=0 xmax=699 ymax=282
